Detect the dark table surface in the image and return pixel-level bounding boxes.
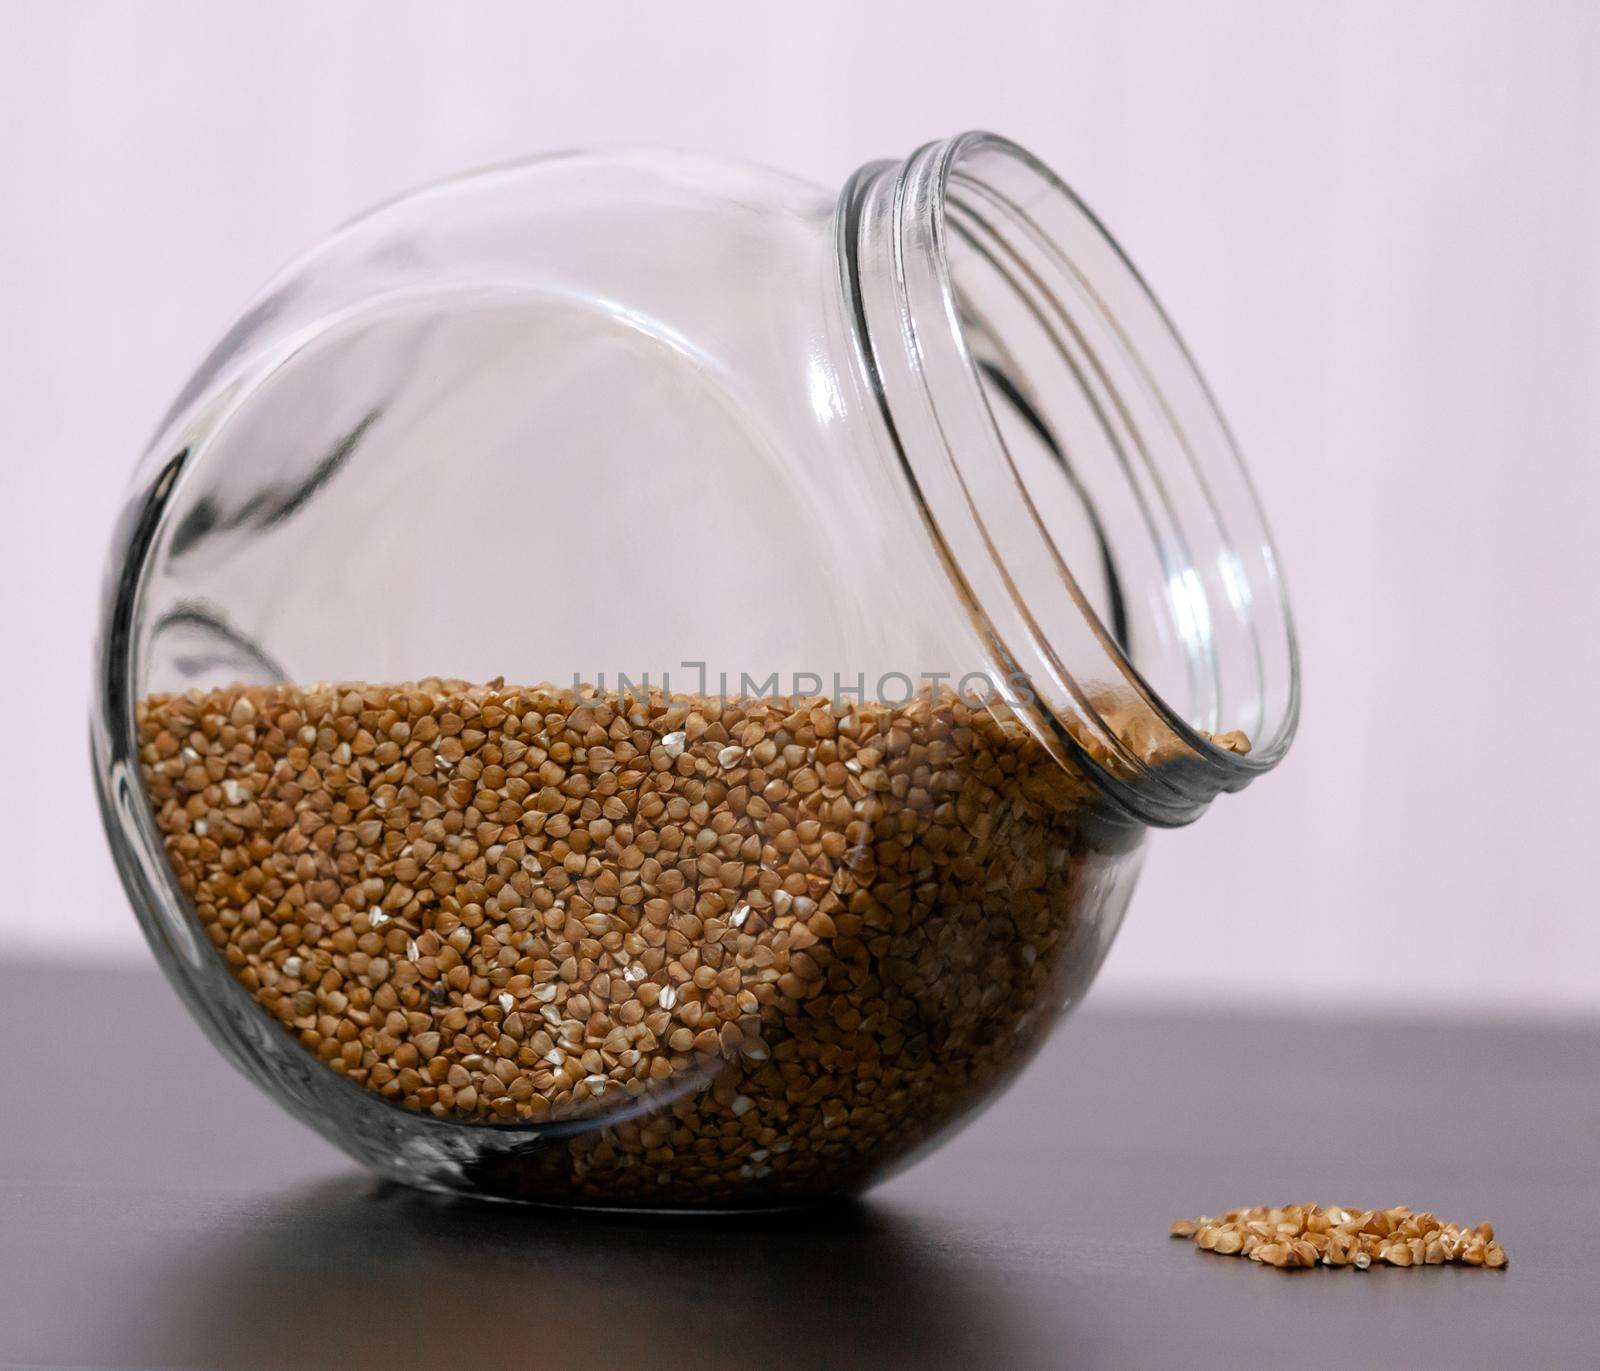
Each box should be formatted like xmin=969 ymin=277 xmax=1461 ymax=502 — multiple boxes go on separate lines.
xmin=3 ymin=962 xmax=1596 ymax=1370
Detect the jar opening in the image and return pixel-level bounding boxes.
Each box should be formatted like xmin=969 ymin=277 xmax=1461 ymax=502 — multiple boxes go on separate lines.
xmin=841 ymin=132 xmax=1299 ymax=825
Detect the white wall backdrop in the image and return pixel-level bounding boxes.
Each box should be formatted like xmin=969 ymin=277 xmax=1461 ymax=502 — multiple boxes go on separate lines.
xmin=3 ymin=0 xmax=1596 ymax=1016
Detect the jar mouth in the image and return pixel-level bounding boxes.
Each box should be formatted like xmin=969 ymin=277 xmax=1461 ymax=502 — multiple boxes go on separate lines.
xmin=841 ymin=132 xmax=1300 ymax=825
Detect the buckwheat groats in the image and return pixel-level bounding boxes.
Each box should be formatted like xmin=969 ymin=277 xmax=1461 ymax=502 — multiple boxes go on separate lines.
xmin=138 ymin=679 xmax=1232 ymax=1205
xmin=1171 ymin=1205 xmax=1508 ymax=1270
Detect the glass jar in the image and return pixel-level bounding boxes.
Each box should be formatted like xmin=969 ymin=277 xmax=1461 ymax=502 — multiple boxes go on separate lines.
xmin=93 ymin=132 xmax=1298 ymax=1208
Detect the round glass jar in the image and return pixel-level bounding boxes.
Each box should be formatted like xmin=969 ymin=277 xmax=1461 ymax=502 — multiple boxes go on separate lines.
xmin=93 ymin=132 xmax=1298 ymax=1208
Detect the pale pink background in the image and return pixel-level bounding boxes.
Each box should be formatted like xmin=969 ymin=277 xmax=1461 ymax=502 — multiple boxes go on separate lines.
xmin=3 ymin=1 xmax=1596 ymax=1015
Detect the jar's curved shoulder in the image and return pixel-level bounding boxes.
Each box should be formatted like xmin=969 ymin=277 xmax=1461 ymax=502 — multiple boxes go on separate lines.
xmin=143 ymin=149 xmax=873 ymax=494
xmin=283 ymin=148 xmax=844 ymax=377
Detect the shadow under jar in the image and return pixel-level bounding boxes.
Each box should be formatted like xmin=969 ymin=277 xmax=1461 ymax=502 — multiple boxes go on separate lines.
xmin=94 ymin=132 xmax=1299 ymax=1209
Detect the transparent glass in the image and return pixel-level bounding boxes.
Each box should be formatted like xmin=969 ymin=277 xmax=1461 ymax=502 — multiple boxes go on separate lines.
xmin=93 ymin=132 xmax=1298 ymax=1207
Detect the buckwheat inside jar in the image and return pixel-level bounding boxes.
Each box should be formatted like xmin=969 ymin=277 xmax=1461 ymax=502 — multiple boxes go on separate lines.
xmin=138 ymin=678 xmax=1243 ymax=1204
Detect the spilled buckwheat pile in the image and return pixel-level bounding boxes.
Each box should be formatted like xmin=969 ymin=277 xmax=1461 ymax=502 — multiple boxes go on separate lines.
xmin=138 ymin=678 xmax=1225 ymax=1204
xmin=1171 ymin=1205 xmax=1508 ymax=1270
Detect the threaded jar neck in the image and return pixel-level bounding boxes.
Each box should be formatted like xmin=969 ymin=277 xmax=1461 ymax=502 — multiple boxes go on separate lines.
xmin=837 ymin=132 xmax=1299 ymax=827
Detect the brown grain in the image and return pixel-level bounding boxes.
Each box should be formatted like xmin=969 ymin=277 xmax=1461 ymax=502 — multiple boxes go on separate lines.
xmin=1171 ymin=1204 xmax=1508 ymax=1271
xmin=139 ymin=677 xmax=1219 ymax=1205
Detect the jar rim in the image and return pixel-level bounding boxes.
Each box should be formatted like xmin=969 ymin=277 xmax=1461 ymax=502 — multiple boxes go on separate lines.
xmin=840 ymin=131 xmax=1300 ymax=825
